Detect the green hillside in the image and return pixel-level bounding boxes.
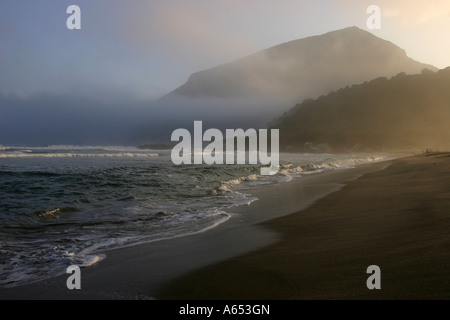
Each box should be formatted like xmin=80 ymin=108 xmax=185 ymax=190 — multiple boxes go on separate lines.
xmin=275 ymin=68 xmax=450 ymax=152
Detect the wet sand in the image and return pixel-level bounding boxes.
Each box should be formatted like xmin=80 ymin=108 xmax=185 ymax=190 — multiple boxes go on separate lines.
xmin=161 ymin=153 xmax=450 ymax=299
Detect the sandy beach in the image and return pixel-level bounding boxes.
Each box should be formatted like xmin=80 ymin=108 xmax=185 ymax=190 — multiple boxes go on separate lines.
xmin=161 ymin=153 xmax=450 ymax=300
xmin=2 ymin=153 xmax=450 ymax=300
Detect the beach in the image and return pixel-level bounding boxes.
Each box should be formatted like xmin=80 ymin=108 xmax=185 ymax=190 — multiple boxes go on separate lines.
xmin=1 ymin=153 xmax=450 ymax=299
xmin=161 ymin=153 xmax=450 ymax=300
xmin=3 ymin=0 xmax=450 ymax=304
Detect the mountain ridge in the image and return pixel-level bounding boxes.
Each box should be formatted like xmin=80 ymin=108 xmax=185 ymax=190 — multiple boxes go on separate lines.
xmin=164 ymin=26 xmax=436 ymax=102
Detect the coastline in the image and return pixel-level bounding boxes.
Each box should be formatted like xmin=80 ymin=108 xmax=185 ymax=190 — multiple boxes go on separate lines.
xmin=161 ymin=153 xmax=450 ymax=299
xmin=0 ymin=155 xmax=398 ymax=299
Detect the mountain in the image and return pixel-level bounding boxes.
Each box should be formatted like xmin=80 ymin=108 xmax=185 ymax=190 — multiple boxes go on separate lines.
xmin=142 ymin=27 xmax=437 ymax=144
xmin=275 ymin=67 xmax=450 ymax=153
xmin=165 ymin=26 xmax=436 ymax=102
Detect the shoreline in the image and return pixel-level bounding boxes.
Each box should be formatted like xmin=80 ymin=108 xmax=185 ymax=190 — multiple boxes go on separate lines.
xmin=0 ymin=156 xmax=396 ymax=299
xmin=161 ymin=153 xmax=450 ymax=299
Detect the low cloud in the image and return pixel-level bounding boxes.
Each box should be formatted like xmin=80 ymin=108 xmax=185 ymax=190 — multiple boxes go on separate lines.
xmin=0 ymin=93 xmax=151 ymax=145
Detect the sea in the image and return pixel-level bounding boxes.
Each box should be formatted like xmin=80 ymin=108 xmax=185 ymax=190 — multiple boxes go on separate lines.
xmin=0 ymin=145 xmax=385 ymax=287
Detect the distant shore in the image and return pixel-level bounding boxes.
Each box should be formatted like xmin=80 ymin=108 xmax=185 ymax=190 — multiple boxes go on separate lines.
xmin=161 ymin=153 xmax=450 ymax=299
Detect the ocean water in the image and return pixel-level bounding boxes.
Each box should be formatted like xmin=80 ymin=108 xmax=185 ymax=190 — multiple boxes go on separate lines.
xmin=0 ymin=145 xmax=384 ymax=287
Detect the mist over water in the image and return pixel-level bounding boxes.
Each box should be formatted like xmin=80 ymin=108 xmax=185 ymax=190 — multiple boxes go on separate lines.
xmin=0 ymin=93 xmax=151 ymax=145
xmin=0 ymin=93 xmax=291 ymax=146
xmin=0 ymin=95 xmax=295 ymax=148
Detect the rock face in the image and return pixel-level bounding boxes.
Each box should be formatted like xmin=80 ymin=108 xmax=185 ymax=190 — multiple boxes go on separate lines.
xmin=165 ymin=27 xmax=436 ymax=103
xmin=276 ymin=68 xmax=450 ymax=152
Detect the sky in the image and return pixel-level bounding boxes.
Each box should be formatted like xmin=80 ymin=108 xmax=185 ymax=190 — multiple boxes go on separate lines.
xmin=1 ymin=0 xmax=450 ymax=101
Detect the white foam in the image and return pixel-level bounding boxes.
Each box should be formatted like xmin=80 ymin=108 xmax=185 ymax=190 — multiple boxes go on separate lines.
xmin=79 ymin=254 xmax=106 ymax=267
xmin=0 ymin=152 xmax=159 ymax=158
xmin=31 ymin=145 xmax=141 ymax=151
xmin=278 ymin=155 xmax=386 ymax=177
xmin=37 ymin=208 xmax=61 ymax=218
xmin=218 ymin=185 xmax=234 ymax=192
xmin=245 ymin=174 xmax=259 ymax=181
xmin=222 ymin=178 xmax=244 ymax=185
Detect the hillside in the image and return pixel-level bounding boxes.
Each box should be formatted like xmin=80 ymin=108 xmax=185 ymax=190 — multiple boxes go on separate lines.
xmin=275 ymin=68 xmax=450 ymax=152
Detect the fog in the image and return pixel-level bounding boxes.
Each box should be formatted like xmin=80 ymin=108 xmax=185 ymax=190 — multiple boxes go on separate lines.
xmin=0 ymin=92 xmax=290 ymax=146
xmin=0 ymin=27 xmax=437 ymax=147
xmin=0 ymin=93 xmax=147 ymax=145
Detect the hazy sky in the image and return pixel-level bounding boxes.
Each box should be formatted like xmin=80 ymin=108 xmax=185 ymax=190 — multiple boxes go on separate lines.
xmin=1 ymin=0 xmax=450 ymax=101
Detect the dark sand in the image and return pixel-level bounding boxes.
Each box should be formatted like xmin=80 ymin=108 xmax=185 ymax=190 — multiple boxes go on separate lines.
xmin=161 ymin=153 xmax=450 ymax=299
xmin=2 ymin=153 xmax=450 ymax=300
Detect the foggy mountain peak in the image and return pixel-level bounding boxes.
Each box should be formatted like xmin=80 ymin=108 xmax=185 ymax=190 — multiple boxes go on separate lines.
xmin=167 ymin=26 xmax=436 ymax=102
